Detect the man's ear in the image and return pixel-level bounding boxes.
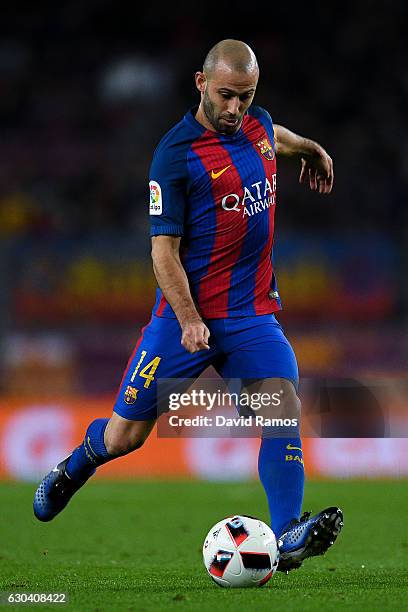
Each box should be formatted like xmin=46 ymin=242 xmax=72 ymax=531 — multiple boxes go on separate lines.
xmin=195 ymin=71 xmax=207 ymax=94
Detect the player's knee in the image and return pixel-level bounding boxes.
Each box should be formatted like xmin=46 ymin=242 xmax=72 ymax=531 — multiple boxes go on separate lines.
xmin=280 ymin=387 xmax=301 ymax=422
xmin=263 ymin=393 xmax=301 ymax=422
xmin=248 ymin=378 xmax=301 ymax=421
xmin=290 ymin=393 xmax=301 ymax=419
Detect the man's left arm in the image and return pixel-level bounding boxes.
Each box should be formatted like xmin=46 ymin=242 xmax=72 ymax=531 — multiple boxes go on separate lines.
xmin=273 ymin=124 xmax=334 ymax=194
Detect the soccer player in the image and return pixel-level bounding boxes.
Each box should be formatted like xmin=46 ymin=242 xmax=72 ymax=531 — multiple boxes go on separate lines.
xmin=34 ymin=40 xmax=343 ymax=573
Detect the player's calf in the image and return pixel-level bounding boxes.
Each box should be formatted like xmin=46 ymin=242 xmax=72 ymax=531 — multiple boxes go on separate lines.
xmin=104 ymin=414 xmax=155 ymax=456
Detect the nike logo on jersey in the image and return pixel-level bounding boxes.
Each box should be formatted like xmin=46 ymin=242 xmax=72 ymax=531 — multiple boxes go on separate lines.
xmin=286 ymin=444 xmax=302 ymax=451
xmin=211 ymin=165 xmax=231 ymax=180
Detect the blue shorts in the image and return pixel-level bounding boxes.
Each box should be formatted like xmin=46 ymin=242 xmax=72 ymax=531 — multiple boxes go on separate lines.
xmin=113 ymin=313 xmax=298 ymax=421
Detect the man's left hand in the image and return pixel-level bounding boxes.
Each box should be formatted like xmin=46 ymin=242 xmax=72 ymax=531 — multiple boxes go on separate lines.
xmin=299 ymin=148 xmax=334 ymax=194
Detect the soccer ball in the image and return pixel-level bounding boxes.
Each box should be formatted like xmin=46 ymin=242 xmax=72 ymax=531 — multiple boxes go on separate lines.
xmin=203 ymin=515 xmax=279 ymax=587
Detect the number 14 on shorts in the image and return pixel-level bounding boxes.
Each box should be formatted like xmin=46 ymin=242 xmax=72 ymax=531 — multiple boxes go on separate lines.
xmin=130 ymin=351 xmax=162 ymax=388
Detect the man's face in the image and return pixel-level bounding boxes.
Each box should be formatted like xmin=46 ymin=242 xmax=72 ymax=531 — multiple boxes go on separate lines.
xmin=197 ymin=66 xmax=258 ymax=135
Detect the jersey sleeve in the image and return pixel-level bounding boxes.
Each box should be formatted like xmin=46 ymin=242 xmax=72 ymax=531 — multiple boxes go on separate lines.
xmin=149 ymin=138 xmax=188 ymax=237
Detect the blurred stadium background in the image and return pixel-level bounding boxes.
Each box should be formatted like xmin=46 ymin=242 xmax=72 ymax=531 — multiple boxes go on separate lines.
xmin=0 ymin=1 xmax=407 ymax=483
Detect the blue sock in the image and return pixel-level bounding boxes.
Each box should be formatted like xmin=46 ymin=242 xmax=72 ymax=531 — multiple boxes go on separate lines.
xmin=66 ymin=418 xmax=112 ymax=483
xmin=258 ymin=434 xmax=305 ymax=538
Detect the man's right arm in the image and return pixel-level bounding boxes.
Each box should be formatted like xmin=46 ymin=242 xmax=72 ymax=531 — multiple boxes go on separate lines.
xmin=151 ymin=235 xmax=210 ymax=353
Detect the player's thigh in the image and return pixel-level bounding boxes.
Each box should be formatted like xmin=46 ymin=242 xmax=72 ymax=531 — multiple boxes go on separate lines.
xmin=220 ymin=314 xmax=298 ymax=384
xmin=219 ymin=314 xmax=300 ymax=418
xmin=113 ymin=315 xmax=217 ymax=421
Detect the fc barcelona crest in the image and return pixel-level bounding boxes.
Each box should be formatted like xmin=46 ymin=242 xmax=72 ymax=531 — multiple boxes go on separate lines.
xmin=256 ymin=137 xmax=275 ymax=161
xmin=124 ymin=385 xmax=139 ymax=404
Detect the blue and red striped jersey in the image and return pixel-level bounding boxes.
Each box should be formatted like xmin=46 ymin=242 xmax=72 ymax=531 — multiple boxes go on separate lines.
xmin=149 ymin=105 xmax=281 ymax=319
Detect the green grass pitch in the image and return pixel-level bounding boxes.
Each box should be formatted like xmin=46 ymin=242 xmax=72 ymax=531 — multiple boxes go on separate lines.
xmin=1 ymin=479 xmax=407 ymax=611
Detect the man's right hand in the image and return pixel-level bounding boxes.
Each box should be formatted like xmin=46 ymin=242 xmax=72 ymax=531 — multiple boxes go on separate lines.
xmin=181 ymin=319 xmax=210 ymax=353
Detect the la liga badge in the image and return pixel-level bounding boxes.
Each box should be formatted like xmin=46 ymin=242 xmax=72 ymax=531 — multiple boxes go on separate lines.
xmin=149 ymin=180 xmax=162 ymax=215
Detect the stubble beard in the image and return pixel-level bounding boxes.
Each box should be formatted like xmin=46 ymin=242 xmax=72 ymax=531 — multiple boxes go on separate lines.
xmin=203 ymin=90 xmax=240 ymax=135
